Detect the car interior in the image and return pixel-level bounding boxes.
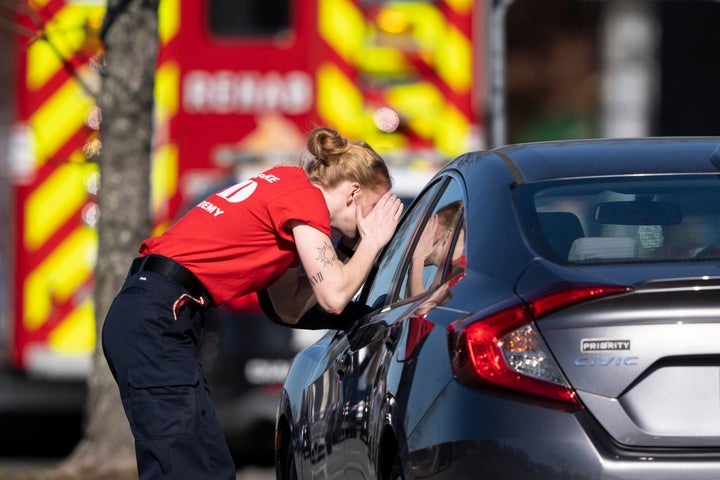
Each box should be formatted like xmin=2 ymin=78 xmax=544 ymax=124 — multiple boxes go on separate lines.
xmin=524 ymin=177 xmax=720 ymax=264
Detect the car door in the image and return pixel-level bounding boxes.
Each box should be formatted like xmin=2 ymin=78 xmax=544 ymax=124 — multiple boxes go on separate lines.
xmin=309 ymin=178 xmax=442 ymax=479
xmin=376 ymin=177 xmax=467 ymax=446
xmin=295 ymin=179 xmax=443 ymax=479
xmin=332 ymin=177 xmax=467 ymax=479
xmin=300 ymin=331 xmax=352 ymax=479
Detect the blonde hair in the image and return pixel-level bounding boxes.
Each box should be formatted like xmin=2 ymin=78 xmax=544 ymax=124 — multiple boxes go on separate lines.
xmin=304 ymin=127 xmax=392 ymax=192
xmin=437 ymin=200 xmax=463 ymax=229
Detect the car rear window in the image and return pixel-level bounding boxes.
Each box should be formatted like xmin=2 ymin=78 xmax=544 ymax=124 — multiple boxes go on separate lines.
xmin=514 ymin=175 xmax=720 ymax=264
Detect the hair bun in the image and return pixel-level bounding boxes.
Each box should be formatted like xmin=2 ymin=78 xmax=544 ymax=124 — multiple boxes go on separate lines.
xmin=307 ymin=127 xmax=350 ymax=165
xmin=303 ymin=126 xmax=391 ymax=192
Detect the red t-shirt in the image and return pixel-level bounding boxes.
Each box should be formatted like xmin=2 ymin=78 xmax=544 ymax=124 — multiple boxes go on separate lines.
xmin=140 ymin=166 xmax=331 ymax=305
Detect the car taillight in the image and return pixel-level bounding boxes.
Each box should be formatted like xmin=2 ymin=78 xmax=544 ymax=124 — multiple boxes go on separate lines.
xmin=448 ymin=284 xmax=631 ymax=409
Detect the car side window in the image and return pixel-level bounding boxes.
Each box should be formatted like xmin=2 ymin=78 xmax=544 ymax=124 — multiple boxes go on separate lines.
xmin=362 ymin=180 xmax=445 ymax=310
xmin=398 ymin=179 xmax=465 ymax=300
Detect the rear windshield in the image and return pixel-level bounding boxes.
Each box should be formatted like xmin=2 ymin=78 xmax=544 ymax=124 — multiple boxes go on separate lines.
xmin=514 ymin=175 xmax=720 ymax=264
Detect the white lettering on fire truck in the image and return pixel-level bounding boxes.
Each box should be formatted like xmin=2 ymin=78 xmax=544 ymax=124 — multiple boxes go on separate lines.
xmin=183 ymin=70 xmax=313 ymax=115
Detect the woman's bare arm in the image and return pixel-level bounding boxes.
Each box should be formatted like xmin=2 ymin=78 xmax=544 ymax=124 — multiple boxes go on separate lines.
xmin=264 ymin=267 xmax=317 ymax=324
xmin=293 ymin=191 xmax=402 ymax=314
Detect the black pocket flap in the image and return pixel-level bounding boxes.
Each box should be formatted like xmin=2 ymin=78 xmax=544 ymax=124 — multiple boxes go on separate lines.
xmin=127 ymin=362 xmax=200 ymax=389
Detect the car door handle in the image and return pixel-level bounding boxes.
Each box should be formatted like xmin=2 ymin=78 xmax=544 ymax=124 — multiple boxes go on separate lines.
xmin=335 ymin=352 xmax=350 ymax=376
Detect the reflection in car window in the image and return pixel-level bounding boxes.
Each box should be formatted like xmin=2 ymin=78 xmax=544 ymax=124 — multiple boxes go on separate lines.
xmin=363 ymin=180 xmax=445 ymax=310
xmin=515 ymin=175 xmax=720 ymax=264
xmin=400 ymin=180 xmax=465 ymax=299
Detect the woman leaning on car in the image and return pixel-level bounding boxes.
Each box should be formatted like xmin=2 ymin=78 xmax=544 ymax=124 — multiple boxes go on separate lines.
xmin=101 ymin=127 xmax=403 ymax=480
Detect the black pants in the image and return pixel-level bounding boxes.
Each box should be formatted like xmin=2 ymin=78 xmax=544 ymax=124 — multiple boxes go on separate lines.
xmin=102 ymin=270 xmax=236 ymax=480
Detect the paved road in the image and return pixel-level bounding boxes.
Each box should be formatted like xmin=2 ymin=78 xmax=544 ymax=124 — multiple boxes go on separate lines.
xmin=0 ymin=460 xmax=274 ymax=479
xmin=0 ymin=411 xmax=275 ymax=480
xmin=236 ymin=466 xmax=274 ymax=480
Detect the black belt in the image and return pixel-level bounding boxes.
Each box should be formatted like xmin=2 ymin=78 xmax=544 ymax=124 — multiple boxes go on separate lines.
xmin=129 ymin=255 xmax=213 ymax=307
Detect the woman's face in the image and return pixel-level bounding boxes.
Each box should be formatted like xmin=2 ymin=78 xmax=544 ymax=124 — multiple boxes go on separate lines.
xmin=332 ymin=185 xmax=387 ymax=239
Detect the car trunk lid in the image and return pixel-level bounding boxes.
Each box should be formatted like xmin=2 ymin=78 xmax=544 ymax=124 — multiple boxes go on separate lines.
xmin=536 ymin=276 xmax=720 ymax=448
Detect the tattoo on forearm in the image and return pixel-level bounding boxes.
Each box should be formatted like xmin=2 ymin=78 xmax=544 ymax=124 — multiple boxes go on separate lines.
xmin=316 ymin=242 xmax=337 ymax=267
xmin=310 ymin=271 xmax=324 ymax=286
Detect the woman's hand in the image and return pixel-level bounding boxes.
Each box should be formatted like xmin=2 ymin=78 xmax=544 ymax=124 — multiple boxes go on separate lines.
xmin=356 ymin=191 xmax=403 ymax=250
xmin=412 ymin=214 xmax=439 ymax=265
xmin=407 ymin=214 xmax=439 ymax=297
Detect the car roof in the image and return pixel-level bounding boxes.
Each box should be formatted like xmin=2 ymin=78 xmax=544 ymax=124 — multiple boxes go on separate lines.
xmin=482 ymin=137 xmax=720 ymax=184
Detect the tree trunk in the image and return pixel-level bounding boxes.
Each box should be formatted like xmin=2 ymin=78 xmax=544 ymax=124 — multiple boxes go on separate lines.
xmin=56 ymin=0 xmax=159 ymax=476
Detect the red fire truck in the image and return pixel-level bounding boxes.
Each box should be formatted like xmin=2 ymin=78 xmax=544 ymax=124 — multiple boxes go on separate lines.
xmin=0 ymin=0 xmax=484 ymax=435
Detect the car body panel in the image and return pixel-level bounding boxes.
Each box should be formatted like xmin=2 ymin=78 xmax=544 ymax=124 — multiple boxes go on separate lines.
xmin=490 ymin=137 xmax=720 ymax=182
xmin=276 ymin=137 xmax=720 ymax=480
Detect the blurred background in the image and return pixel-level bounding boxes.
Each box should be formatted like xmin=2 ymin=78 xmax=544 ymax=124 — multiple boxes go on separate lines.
xmin=0 ymin=0 xmax=719 ymax=473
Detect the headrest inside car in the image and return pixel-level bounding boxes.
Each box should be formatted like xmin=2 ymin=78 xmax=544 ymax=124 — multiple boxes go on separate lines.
xmin=568 ymin=236 xmax=639 ymax=262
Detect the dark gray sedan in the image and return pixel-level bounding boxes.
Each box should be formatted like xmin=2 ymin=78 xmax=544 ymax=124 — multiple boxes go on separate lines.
xmin=271 ymin=137 xmax=720 ymax=479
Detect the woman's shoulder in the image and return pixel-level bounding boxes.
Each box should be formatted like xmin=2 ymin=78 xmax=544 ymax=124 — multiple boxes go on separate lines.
xmin=266 ymin=164 xmax=304 ymax=177
xmin=261 ymin=166 xmax=324 ymax=204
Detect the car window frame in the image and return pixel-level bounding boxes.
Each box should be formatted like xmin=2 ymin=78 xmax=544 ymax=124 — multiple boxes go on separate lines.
xmin=359 ymin=175 xmax=468 ymax=310
xmin=394 ymin=179 xmax=466 ymax=302
xmin=359 ymin=177 xmax=449 ymax=310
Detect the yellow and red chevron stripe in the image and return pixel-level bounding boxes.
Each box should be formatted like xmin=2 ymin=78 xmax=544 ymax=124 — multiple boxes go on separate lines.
xmin=14 ymin=0 xmax=180 ymax=375
xmin=14 ymin=0 xmax=104 ymax=374
xmin=13 ymin=0 xmax=179 ymax=375
xmin=152 ymin=0 xmax=181 ymax=234
xmin=317 ymin=0 xmax=478 ymax=157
